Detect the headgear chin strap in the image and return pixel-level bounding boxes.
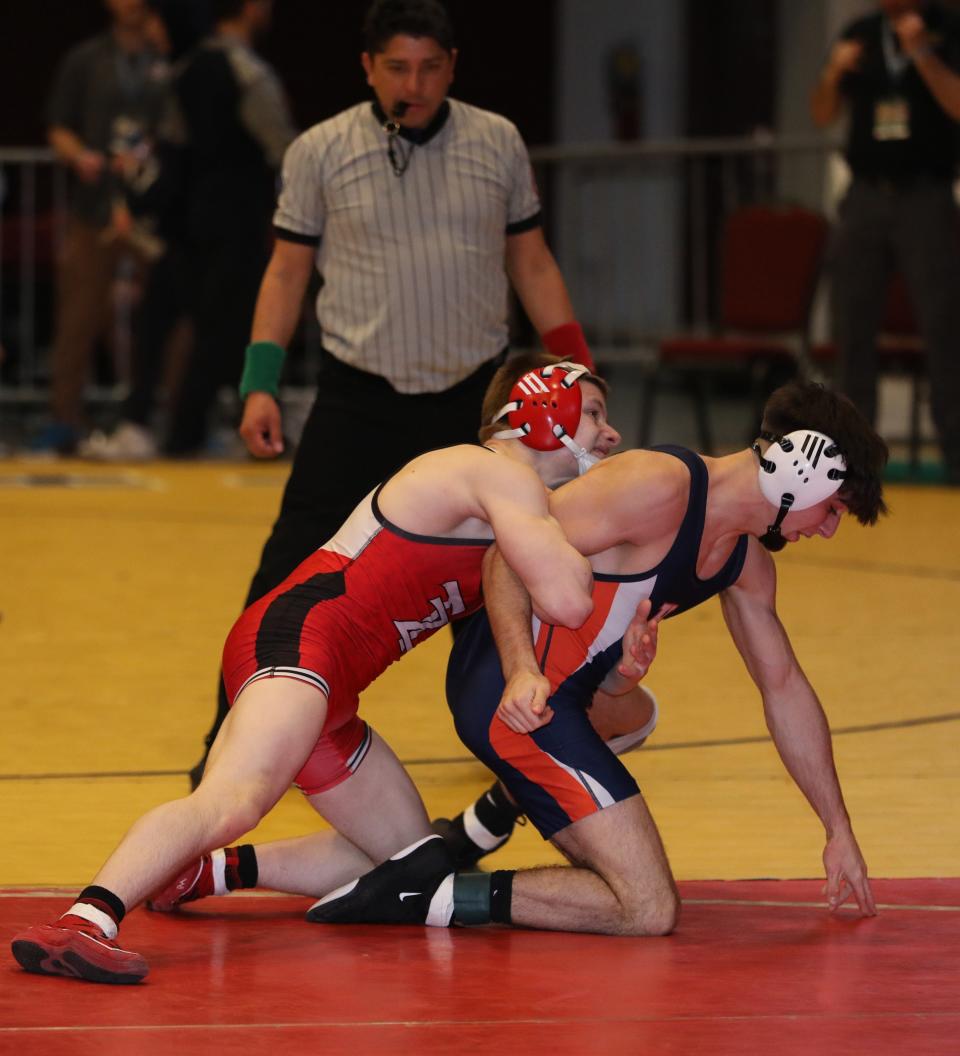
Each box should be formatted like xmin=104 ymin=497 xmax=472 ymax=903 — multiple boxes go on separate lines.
xmin=492 ymin=361 xmax=596 ymax=474
xmin=753 ymin=429 xmax=847 ymax=551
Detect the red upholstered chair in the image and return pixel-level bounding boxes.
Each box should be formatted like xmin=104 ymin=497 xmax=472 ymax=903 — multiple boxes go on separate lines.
xmin=640 ymin=204 xmax=829 ymax=453
xmin=810 ymin=272 xmax=926 ymax=471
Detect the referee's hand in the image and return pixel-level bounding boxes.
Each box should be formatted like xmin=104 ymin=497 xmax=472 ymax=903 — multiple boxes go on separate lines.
xmin=240 ymin=392 xmax=284 ymax=458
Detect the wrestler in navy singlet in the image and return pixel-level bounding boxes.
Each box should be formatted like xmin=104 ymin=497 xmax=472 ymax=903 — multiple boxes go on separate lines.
xmin=447 ymin=446 xmax=748 ymax=838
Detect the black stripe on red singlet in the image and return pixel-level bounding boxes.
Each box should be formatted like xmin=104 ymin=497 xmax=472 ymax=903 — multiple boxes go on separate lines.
xmin=255 ymin=570 xmax=347 ymax=669
xmin=536 ymin=623 xmax=555 ymax=673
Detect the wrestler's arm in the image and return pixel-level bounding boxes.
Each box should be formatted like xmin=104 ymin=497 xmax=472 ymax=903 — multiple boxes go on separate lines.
xmin=480 ymin=453 xmax=672 ymax=731
xmin=483 ymin=546 xmax=554 ymax=733
xmin=720 ymin=539 xmax=877 ymax=916
xmin=474 ymin=458 xmax=593 ymax=631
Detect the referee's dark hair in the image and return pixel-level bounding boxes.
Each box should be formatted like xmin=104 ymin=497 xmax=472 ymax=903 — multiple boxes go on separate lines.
xmin=364 ymin=0 xmax=455 ymax=55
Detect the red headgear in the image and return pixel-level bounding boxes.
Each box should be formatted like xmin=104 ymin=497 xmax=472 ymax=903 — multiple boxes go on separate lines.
xmin=491 ymin=362 xmax=587 ymax=451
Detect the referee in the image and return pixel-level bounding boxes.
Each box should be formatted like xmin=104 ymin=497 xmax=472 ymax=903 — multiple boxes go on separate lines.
xmin=191 ymin=0 xmax=595 ymax=781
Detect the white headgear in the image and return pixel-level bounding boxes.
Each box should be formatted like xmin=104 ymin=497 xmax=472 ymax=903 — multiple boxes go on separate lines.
xmin=754 ymin=430 xmax=847 ymax=550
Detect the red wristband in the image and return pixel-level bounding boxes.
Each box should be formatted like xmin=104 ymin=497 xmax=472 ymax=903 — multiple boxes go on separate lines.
xmin=540 ymin=321 xmax=595 ymax=372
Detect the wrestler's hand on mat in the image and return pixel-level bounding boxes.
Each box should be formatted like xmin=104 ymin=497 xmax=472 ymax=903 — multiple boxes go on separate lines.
xmin=616 ymin=599 xmax=669 ymax=682
xmin=240 ymin=392 xmax=284 ymax=457
xmin=497 ymin=669 xmax=553 ymax=733
xmin=822 ymin=828 xmax=877 ymax=917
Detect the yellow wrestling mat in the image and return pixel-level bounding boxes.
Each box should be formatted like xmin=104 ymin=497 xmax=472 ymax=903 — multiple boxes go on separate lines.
xmin=1 ymin=458 xmax=958 ymax=886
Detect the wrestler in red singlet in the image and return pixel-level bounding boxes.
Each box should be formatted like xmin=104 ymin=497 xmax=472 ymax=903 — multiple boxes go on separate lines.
xmin=223 ymin=479 xmax=491 ymax=793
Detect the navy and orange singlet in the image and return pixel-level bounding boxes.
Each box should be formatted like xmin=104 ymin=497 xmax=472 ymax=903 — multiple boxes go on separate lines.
xmin=447 ymin=446 xmax=749 ymax=838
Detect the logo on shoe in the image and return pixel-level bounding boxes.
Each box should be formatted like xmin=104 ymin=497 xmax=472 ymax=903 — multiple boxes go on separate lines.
xmin=394 ymin=580 xmax=466 ymax=653
xmin=398 ymin=892 xmax=421 ymax=901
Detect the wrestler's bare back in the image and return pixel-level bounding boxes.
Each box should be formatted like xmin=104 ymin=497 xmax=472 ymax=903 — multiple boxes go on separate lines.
xmin=550 ymin=448 xmax=748 ymax=581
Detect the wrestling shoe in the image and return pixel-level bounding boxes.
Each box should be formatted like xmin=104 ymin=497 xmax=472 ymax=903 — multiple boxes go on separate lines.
xmin=306 ymin=834 xmax=455 ymax=925
xmin=432 ymin=813 xmax=513 ymax=870
xmin=147 ymin=856 xmax=214 ymax=912
xmin=605 ymin=687 xmax=659 ymax=755
xmin=433 ymin=780 xmax=523 ymax=869
xmin=11 ymin=915 xmax=148 ymax=984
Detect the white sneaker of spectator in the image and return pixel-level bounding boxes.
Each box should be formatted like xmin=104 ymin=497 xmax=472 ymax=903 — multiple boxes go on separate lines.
xmin=79 ymin=421 xmax=158 ymax=462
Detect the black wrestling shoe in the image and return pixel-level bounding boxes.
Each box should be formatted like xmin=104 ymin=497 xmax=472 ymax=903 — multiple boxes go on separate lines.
xmin=306 ymin=835 xmax=455 ymax=926
xmin=432 ymin=782 xmax=521 ymax=868
xmin=431 ymin=814 xmax=508 ymax=870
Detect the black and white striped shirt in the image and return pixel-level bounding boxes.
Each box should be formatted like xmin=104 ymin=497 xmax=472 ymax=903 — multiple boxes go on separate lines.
xmin=274 ymin=98 xmax=542 ymax=393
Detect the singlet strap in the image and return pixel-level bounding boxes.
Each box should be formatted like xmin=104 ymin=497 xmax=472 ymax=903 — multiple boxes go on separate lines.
xmin=371 ymin=480 xmax=492 ymax=547
xmin=648 ymin=444 xmax=748 ymax=592
xmin=650 ymin=444 xmax=710 ymax=560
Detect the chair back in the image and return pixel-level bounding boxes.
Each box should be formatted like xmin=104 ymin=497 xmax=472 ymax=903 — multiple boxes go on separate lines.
xmin=882 ymin=272 xmax=918 ymax=335
xmin=720 ymin=205 xmax=829 ymax=333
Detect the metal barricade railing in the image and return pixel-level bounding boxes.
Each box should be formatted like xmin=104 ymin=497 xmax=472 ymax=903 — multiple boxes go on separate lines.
xmin=0 ymin=136 xmax=841 ymax=414
xmin=0 ymin=146 xmax=327 ymax=422
xmin=528 ymin=133 xmax=840 ymax=351
xmin=0 ymin=147 xmax=67 ymax=405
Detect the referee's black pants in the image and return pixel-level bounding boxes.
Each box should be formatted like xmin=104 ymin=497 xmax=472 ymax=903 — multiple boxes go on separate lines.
xmin=199 ymin=348 xmax=506 ymax=759
xmin=829 ymin=176 xmax=960 ymax=479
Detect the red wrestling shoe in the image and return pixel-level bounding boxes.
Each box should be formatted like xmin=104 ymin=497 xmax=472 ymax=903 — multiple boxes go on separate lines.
xmin=11 ymin=915 xmax=148 ymax=984
xmin=147 ymin=856 xmax=214 ymax=912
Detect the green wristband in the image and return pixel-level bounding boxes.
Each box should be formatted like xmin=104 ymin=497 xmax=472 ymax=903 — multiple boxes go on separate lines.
xmin=239 ymin=341 xmax=286 ymax=399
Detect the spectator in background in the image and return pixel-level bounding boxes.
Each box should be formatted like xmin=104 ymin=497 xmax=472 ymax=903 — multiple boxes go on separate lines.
xmin=189 ymin=0 xmax=596 ymax=784
xmin=811 ymin=0 xmax=960 ymax=484
xmin=37 ymin=0 xmax=171 ymax=455
xmin=83 ymin=0 xmax=294 ymax=460
xmin=80 ymin=0 xmax=210 ymax=462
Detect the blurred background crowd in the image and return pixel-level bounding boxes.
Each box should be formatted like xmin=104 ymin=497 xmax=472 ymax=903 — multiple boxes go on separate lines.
xmin=0 ymin=0 xmax=958 ymax=485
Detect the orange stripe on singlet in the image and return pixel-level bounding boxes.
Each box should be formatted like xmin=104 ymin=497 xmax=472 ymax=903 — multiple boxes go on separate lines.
xmin=534 ymin=580 xmax=621 ymax=693
xmin=492 ymin=582 xmax=623 ymax=824
xmin=488 ymin=716 xmax=599 ymax=823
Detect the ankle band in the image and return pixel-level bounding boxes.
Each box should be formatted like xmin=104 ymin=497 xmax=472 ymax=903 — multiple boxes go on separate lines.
xmin=452 ymin=872 xmax=493 ymax=925
xmin=78 ymin=885 xmax=126 ymax=925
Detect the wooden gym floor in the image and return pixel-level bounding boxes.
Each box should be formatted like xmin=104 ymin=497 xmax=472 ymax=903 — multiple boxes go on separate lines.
xmin=0 ymin=458 xmax=958 ymax=1054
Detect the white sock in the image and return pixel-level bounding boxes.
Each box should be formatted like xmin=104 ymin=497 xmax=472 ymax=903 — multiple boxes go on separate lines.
xmin=210 ymin=848 xmax=229 ymax=896
xmin=426 ymin=873 xmax=455 ymax=927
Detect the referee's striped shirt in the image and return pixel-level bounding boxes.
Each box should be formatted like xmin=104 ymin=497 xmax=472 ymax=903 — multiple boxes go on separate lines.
xmin=274 ymin=98 xmax=542 ymax=394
